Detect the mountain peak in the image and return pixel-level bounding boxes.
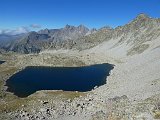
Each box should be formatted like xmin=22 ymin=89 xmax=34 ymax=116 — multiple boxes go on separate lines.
xmin=128 ymin=13 xmax=151 ymax=27
xmin=78 ymin=24 xmax=87 ymax=28
xmin=77 ymin=24 xmax=89 ymax=32
xmin=99 ymin=26 xmax=113 ymax=31
xmin=135 ymin=13 xmax=150 ymax=20
xmin=64 ymin=24 xmax=75 ymax=29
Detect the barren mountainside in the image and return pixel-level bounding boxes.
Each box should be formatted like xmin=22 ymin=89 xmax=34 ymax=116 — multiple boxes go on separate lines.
xmin=0 ymin=14 xmax=160 ymax=55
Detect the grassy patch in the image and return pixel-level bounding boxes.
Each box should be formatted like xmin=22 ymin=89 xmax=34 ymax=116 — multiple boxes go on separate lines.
xmin=0 ymin=98 xmax=28 ymax=112
xmin=0 ymin=67 xmax=18 ymax=98
xmin=0 ymin=80 xmax=3 ymax=88
xmin=60 ymin=91 xmax=85 ymax=100
xmin=114 ymin=59 xmax=124 ymax=64
xmin=0 ymin=80 xmax=6 ymax=98
xmin=127 ymin=44 xmax=149 ymax=56
xmin=0 ymin=91 xmax=6 ymax=98
xmin=0 ymin=92 xmax=38 ymax=113
xmin=30 ymin=90 xmax=86 ymax=101
xmin=152 ymin=110 xmax=160 ymax=119
xmin=0 ymin=67 xmax=18 ymax=75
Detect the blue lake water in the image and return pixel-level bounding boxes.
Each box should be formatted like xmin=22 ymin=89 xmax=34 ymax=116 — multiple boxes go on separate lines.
xmin=6 ymin=63 xmax=114 ymax=97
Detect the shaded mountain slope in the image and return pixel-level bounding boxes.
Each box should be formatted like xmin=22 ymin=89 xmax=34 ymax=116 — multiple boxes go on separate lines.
xmin=1 ymin=25 xmax=90 ymax=53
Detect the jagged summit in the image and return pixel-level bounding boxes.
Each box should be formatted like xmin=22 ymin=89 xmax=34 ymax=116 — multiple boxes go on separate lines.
xmin=0 ymin=14 xmax=160 ymax=54
xmin=131 ymin=13 xmax=150 ymax=24
xmin=77 ymin=24 xmax=89 ymax=31
xmin=136 ymin=13 xmax=149 ymax=19
xmin=64 ymin=24 xmax=75 ymax=29
xmin=99 ymin=26 xmax=113 ymax=31
xmin=38 ymin=28 xmax=50 ymax=34
xmin=64 ymin=24 xmax=89 ymax=32
xmin=78 ymin=24 xmax=88 ymax=29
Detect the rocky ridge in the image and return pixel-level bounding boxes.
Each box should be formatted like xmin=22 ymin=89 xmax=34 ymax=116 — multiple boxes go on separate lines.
xmin=1 ymin=14 xmax=160 ymax=55
xmin=1 ymin=25 xmax=90 ymax=53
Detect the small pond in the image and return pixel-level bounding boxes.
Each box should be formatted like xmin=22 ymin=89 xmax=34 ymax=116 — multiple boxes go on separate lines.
xmin=6 ymin=63 xmax=114 ymax=97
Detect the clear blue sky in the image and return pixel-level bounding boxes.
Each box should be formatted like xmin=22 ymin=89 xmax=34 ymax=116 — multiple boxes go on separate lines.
xmin=0 ymin=0 xmax=160 ymax=30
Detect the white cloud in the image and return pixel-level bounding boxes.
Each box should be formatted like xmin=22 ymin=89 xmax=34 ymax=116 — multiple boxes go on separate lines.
xmin=30 ymin=24 xmax=41 ymax=29
xmin=0 ymin=23 xmax=42 ymax=35
xmin=0 ymin=27 xmax=29 ymax=35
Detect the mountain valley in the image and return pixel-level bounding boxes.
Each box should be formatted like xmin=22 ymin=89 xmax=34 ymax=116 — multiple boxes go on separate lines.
xmin=0 ymin=14 xmax=160 ymax=120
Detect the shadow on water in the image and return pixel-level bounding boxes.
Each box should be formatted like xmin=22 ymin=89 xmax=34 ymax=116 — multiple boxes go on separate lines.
xmin=0 ymin=61 xmax=5 ymax=64
xmin=5 ymin=63 xmax=114 ymax=97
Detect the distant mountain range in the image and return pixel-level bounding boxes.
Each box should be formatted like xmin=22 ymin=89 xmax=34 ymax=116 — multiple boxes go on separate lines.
xmin=0 ymin=14 xmax=160 ymax=54
xmin=0 ymin=24 xmax=96 ymax=53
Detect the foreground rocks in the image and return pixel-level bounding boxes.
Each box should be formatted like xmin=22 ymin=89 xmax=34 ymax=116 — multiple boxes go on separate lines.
xmin=1 ymin=93 xmax=159 ymax=120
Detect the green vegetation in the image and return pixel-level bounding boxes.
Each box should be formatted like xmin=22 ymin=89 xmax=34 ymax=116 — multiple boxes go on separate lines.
xmin=0 ymin=91 xmax=86 ymax=114
xmin=31 ymin=91 xmax=86 ymax=101
xmin=153 ymin=110 xmax=160 ymax=119
xmin=127 ymin=44 xmax=149 ymax=56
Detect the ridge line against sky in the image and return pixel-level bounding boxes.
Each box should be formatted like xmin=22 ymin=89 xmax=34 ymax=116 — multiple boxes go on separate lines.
xmin=0 ymin=0 xmax=160 ymax=34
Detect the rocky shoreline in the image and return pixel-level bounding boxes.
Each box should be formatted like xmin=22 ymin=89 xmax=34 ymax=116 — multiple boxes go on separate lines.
xmin=0 ymin=50 xmax=160 ymax=120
